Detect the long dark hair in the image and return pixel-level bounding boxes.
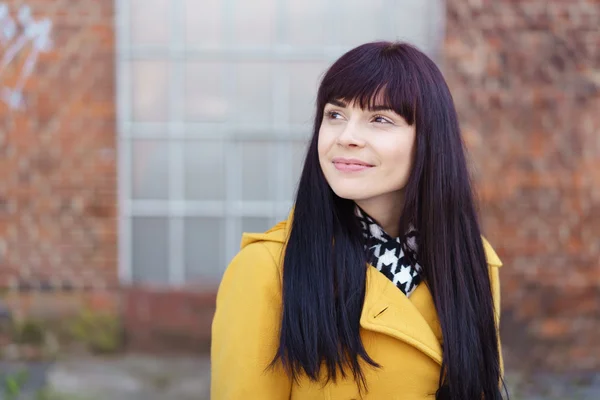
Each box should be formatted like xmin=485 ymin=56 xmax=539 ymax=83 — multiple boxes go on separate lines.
xmin=271 ymin=41 xmax=506 ymax=399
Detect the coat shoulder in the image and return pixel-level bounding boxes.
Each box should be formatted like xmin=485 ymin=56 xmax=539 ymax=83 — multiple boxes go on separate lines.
xmin=238 ymin=218 xmax=288 ymax=272
xmin=221 ymin=241 xmax=283 ymax=293
xmin=218 ymin=221 xmax=287 ymax=303
xmin=481 ymin=236 xmax=503 ymax=267
xmin=212 ymin=241 xmax=292 ymax=398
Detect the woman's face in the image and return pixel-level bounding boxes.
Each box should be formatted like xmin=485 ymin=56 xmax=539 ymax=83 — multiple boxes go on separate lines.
xmin=318 ymin=98 xmax=417 ymax=205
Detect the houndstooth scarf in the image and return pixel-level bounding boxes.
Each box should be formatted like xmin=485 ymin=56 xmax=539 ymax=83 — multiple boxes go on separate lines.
xmin=355 ymin=205 xmax=422 ymax=297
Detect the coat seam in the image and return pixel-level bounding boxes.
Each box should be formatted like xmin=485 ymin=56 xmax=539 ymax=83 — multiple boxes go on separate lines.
xmin=258 ymin=242 xmax=281 ymax=276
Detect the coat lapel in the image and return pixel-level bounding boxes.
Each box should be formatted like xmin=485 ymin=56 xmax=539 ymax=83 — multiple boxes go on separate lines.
xmin=359 ymin=237 xmax=503 ymax=366
xmin=360 ymin=265 xmax=444 ymax=365
xmin=261 ymin=209 xmax=444 ymax=365
xmin=253 ymin=209 xmax=503 ymax=367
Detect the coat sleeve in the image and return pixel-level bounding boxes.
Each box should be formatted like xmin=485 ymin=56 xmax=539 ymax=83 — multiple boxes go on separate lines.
xmin=489 ymin=264 xmax=505 ymax=379
xmin=211 ymin=242 xmax=292 ymax=399
xmin=482 ymin=236 xmax=504 ymax=379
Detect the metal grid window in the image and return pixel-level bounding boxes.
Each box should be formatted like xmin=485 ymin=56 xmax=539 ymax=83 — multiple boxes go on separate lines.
xmin=116 ymin=0 xmax=445 ymax=286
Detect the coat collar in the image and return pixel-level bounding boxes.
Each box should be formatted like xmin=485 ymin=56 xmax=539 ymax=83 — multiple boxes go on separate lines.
xmin=241 ymin=208 xmax=502 ymax=366
xmin=361 ymin=232 xmax=502 ymax=365
xmin=361 ymin=265 xmax=443 ymax=365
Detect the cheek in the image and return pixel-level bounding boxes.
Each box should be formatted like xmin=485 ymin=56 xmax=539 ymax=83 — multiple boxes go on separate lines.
xmin=379 ymin=132 xmax=416 ymax=175
xmin=317 ymin=126 xmax=332 ymax=159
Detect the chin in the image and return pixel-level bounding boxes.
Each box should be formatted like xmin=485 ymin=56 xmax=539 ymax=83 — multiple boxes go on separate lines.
xmin=329 ymin=183 xmax=372 ymax=202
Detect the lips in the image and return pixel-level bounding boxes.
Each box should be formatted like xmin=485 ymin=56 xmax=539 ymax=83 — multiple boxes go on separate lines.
xmin=332 ymin=157 xmax=374 ymax=172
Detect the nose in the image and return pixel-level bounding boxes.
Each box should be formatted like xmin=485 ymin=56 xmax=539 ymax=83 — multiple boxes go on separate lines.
xmin=336 ymin=121 xmax=365 ymax=147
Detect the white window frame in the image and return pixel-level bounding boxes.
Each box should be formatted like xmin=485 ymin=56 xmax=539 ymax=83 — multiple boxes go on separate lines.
xmin=115 ymin=0 xmax=445 ymax=287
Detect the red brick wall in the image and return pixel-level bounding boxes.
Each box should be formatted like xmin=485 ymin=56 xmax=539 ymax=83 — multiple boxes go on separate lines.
xmin=1 ymin=0 xmax=598 ymax=369
xmin=122 ymin=287 xmax=216 ymax=353
xmin=444 ymin=0 xmax=600 ymax=371
xmin=0 ymin=0 xmax=118 ymax=315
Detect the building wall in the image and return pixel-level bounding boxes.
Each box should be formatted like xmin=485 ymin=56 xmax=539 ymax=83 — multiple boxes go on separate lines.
xmin=0 ymin=0 xmax=119 ymax=315
xmin=444 ymin=0 xmax=600 ymax=371
xmin=1 ymin=0 xmax=598 ymax=371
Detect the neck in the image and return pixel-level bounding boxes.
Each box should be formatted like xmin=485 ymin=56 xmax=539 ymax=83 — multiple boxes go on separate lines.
xmin=355 ymin=191 xmax=404 ymax=238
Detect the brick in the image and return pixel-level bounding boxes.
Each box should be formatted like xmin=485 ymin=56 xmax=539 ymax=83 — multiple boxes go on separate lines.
xmin=0 ymin=0 xmax=118 ymax=317
xmin=121 ymin=286 xmax=216 ymax=353
xmin=0 ymin=0 xmax=597 ymax=370
xmin=445 ymin=0 xmax=600 ymax=371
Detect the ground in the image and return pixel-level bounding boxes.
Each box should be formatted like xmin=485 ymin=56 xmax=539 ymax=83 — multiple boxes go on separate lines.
xmin=1 ymin=355 xmax=599 ymax=399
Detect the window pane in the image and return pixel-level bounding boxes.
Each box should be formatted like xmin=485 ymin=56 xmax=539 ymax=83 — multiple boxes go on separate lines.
xmin=185 ymin=0 xmax=222 ymax=48
xmin=234 ymin=62 xmax=272 ymax=124
xmin=132 ymin=217 xmax=169 ymax=284
xmin=185 ymin=62 xmax=227 ymax=121
xmin=286 ymin=0 xmax=326 ymax=47
xmin=388 ymin=0 xmax=442 ymax=55
xmin=121 ymin=0 xmax=445 ymax=290
xmin=184 ymin=141 xmax=225 ymax=201
xmin=288 ymin=62 xmax=327 ymax=124
xmin=132 ymin=140 xmax=169 ymax=200
xmin=185 ymin=217 xmax=225 ymax=283
xmin=242 ymin=217 xmax=271 ymax=234
xmin=337 ymin=0 xmax=386 ymax=47
xmin=131 ymin=61 xmax=169 ymax=122
xmin=232 ymin=0 xmax=276 ymax=46
xmin=240 ymin=141 xmax=272 ymax=201
xmin=290 ymin=140 xmax=308 ymax=198
xmin=130 ymin=0 xmax=170 ymax=46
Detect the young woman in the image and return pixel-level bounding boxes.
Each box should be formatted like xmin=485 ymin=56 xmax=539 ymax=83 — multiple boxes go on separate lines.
xmin=211 ymin=41 xmax=507 ymax=400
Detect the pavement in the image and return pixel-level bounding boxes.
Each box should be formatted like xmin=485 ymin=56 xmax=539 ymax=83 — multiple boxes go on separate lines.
xmin=1 ymin=355 xmax=599 ymax=399
xmin=504 ymin=370 xmax=600 ymax=400
xmin=1 ymin=355 xmax=210 ymax=400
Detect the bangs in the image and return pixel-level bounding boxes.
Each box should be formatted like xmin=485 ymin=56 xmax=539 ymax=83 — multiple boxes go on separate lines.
xmin=317 ymin=42 xmax=418 ymax=125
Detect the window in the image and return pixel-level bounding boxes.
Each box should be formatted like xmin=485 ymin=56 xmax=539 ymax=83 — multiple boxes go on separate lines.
xmin=116 ymin=0 xmax=444 ymax=286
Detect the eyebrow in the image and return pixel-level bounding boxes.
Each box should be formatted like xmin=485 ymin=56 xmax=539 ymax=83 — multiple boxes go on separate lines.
xmin=328 ymin=99 xmax=347 ymax=108
xmin=326 ymin=99 xmax=394 ymax=112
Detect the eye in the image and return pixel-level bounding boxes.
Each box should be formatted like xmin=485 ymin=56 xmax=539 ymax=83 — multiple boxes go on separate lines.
xmin=373 ymin=114 xmax=393 ymax=124
xmin=325 ymin=110 xmax=343 ymax=120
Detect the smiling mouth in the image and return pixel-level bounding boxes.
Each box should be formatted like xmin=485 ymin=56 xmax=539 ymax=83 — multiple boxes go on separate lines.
xmin=332 ymin=161 xmax=374 ymax=172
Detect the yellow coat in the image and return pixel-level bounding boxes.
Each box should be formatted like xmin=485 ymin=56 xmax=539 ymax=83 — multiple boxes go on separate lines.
xmin=211 ymin=212 xmax=504 ymax=399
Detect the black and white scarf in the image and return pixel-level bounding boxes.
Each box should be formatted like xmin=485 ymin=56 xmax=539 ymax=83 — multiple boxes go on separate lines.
xmin=355 ymin=206 xmax=422 ymax=297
